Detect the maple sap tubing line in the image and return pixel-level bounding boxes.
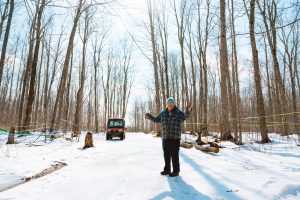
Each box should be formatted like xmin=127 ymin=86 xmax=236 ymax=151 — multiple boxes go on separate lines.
xmin=61 ymin=119 xmax=79 ymax=127
xmin=0 ymin=133 xmax=65 ymax=136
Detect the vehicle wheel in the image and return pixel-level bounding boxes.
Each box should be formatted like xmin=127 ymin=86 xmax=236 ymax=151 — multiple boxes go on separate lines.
xmin=106 ymin=134 xmax=110 ymax=140
xmin=121 ymin=134 xmax=125 ymax=140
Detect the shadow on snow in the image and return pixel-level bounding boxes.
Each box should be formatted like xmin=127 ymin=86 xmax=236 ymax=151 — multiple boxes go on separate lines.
xmin=151 ymin=151 xmax=243 ymax=200
xmin=151 ymin=175 xmax=211 ymax=200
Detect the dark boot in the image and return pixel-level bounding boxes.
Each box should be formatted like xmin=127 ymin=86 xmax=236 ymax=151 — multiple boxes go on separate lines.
xmin=169 ymin=172 xmax=179 ymax=177
xmin=160 ymin=170 xmax=170 ymax=175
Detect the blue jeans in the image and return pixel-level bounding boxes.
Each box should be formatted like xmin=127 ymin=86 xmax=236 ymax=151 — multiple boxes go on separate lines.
xmin=162 ymin=139 xmax=180 ymax=173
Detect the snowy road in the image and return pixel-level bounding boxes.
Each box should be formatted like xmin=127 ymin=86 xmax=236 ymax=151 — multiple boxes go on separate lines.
xmin=1 ymin=133 xmax=300 ymax=200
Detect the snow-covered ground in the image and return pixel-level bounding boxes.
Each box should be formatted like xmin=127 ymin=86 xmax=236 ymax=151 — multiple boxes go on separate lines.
xmin=0 ymin=132 xmax=300 ymax=200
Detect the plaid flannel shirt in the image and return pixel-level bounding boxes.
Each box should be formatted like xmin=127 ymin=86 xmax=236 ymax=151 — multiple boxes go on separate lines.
xmin=149 ymin=106 xmax=190 ymax=140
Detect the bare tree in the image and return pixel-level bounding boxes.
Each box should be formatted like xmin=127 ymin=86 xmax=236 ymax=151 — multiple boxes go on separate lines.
xmin=244 ymin=0 xmax=270 ymax=143
xmin=219 ymin=0 xmax=231 ymax=133
xmin=0 ymin=0 xmax=10 ymax=40
xmin=73 ymin=8 xmax=93 ymax=134
xmin=0 ymin=0 xmax=14 ymax=88
xmin=256 ymin=0 xmax=288 ymax=134
xmin=23 ymin=0 xmax=48 ymax=130
xmin=92 ymin=28 xmax=108 ymax=132
xmin=50 ymin=0 xmax=85 ymax=131
xmin=147 ymin=1 xmax=161 ymax=116
xmin=120 ymin=41 xmax=134 ymax=118
xmin=173 ymin=0 xmax=189 ymax=107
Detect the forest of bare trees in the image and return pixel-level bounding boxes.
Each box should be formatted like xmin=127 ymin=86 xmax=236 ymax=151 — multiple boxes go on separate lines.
xmin=132 ymin=0 xmax=300 ymax=144
xmin=0 ymin=0 xmax=299 ymax=144
xmin=0 ymin=0 xmax=133 ymax=134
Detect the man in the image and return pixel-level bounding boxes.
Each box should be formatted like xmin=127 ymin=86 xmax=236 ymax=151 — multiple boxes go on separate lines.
xmin=145 ymin=97 xmax=192 ymax=177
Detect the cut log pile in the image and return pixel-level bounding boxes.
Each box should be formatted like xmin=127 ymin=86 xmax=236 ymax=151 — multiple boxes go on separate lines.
xmin=194 ymin=144 xmax=220 ymax=153
xmin=180 ymin=140 xmax=221 ymax=153
xmin=180 ymin=142 xmax=193 ymax=149
xmin=179 ymin=128 xmax=242 ymax=154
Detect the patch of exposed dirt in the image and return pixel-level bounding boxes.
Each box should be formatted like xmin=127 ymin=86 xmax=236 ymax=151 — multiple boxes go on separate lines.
xmin=25 ymin=161 xmax=67 ymax=182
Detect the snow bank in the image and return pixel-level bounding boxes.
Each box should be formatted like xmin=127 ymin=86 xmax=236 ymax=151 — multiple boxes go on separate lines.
xmin=0 ymin=132 xmax=300 ymax=200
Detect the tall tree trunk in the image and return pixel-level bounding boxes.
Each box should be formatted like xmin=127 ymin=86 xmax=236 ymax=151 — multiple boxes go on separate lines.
xmin=50 ymin=0 xmax=84 ymax=131
xmin=43 ymin=34 xmax=51 ymax=126
xmin=256 ymin=0 xmax=288 ymax=134
xmin=63 ymin=52 xmax=73 ymax=132
xmin=33 ymin=40 xmax=44 ymax=124
xmin=248 ymin=0 xmax=269 ymax=143
xmin=186 ymin=17 xmax=196 ymax=134
xmin=174 ymin=0 xmax=189 ymax=108
xmin=229 ymin=0 xmax=240 ymax=143
xmin=93 ymin=46 xmax=99 ymax=133
xmin=73 ymin=8 xmax=90 ymax=133
xmin=6 ymin=36 xmax=19 ymax=117
xmin=219 ymin=0 xmax=231 ymax=133
xmin=23 ymin=0 xmax=45 ymax=130
xmin=17 ymin=8 xmax=38 ymax=130
xmin=0 ymin=0 xmax=9 ymax=40
xmin=0 ymin=0 xmax=14 ymax=87
xmin=148 ymin=1 xmax=161 ymax=135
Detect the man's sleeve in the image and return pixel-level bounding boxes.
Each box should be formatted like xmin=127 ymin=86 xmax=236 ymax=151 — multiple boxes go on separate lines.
xmin=149 ymin=111 xmax=163 ymax=123
xmin=181 ymin=110 xmax=191 ymax=121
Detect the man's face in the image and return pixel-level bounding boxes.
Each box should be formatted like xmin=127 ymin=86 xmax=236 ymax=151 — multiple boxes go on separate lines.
xmin=166 ymin=102 xmax=175 ymax=111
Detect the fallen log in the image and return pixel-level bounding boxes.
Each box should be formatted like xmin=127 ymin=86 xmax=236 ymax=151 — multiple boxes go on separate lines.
xmin=194 ymin=144 xmax=220 ymax=153
xmin=208 ymin=141 xmax=221 ymax=148
xmin=180 ymin=142 xmax=193 ymax=149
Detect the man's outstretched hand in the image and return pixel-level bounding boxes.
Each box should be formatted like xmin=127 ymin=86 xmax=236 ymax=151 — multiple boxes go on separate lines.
xmin=145 ymin=113 xmax=152 ymax=119
xmin=186 ymin=105 xmax=193 ymax=112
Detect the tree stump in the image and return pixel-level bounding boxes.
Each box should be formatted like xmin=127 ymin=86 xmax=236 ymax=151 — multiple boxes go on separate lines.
xmin=83 ymin=132 xmax=93 ymax=149
xmin=6 ymin=127 xmax=15 ymax=144
xmin=72 ymin=129 xmax=80 ymax=142
xmin=220 ymin=129 xmax=233 ymax=141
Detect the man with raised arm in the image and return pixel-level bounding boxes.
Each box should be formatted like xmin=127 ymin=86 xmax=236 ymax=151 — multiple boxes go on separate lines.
xmin=145 ymin=97 xmax=192 ymax=177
